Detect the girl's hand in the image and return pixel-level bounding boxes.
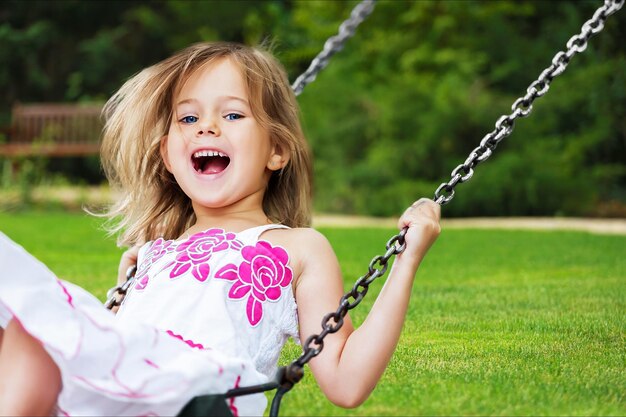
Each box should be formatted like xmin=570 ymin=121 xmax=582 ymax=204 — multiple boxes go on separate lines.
xmin=397 ymin=198 xmax=441 ymax=266
xmin=117 ymin=246 xmax=140 ymax=287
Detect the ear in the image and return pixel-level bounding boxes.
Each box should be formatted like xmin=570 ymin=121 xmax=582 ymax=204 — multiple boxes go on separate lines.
xmin=267 ymin=142 xmax=291 ymax=172
xmin=160 ymin=135 xmax=173 ymax=173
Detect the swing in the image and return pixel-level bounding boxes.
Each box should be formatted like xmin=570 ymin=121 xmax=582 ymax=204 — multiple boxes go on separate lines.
xmin=105 ymin=0 xmax=624 ymax=415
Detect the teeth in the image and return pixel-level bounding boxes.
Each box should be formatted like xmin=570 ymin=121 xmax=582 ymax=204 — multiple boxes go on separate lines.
xmin=193 ymin=150 xmax=228 ymax=158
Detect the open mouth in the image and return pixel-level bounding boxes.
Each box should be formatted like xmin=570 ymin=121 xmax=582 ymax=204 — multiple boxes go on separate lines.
xmin=191 ymin=150 xmax=231 ymax=175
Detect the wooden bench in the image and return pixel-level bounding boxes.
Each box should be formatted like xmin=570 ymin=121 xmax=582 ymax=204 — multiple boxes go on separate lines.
xmin=0 ymin=103 xmax=103 ymax=157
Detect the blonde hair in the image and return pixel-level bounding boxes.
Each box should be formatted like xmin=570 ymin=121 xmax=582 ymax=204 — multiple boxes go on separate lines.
xmin=100 ymin=42 xmax=312 ymax=247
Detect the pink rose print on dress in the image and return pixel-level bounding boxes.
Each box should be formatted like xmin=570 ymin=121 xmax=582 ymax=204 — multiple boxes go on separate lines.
xmin=215 ymin=241 xmax=293 ymax=326
xmin=170 ymin=229 xmax=243 ymax=282
xmin=134 ymin=238 xmax=174 ymax=291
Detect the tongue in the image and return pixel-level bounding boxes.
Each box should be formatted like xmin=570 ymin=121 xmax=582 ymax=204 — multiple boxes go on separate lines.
xmin=202 ymin=157 xmax=229 ymax=174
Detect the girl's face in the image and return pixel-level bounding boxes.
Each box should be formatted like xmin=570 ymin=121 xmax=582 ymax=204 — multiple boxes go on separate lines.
xmin=161 ymin=58 xmax=287 ymax=216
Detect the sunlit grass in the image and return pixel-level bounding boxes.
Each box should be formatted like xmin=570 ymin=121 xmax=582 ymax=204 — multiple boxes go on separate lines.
xmin=0 ymin=212 xmax=624 ymax=416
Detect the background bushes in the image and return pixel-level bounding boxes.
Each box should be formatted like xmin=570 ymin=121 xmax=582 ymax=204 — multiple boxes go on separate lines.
xmin=1 ymin=0 xmax=624 ymax=216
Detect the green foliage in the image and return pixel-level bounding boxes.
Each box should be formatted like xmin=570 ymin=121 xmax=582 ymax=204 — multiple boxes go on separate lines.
xmin=296 ymin=0 xmax=626 ymax=217
xmin=0 ymin=0 xmax=624 ymax=216
xmin=0 ymin=153 xmax=49 ymax=209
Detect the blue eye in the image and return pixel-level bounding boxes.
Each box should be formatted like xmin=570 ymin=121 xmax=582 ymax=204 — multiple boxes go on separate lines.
xmin=179 ymin=115 xmax=198 ymax=124
xmin=225 ymin=113 xmax=243 ymax=121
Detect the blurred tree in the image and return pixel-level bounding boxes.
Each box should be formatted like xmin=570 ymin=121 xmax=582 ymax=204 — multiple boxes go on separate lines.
xmin=0 ymin=0 xmax=624 ymax=216
xmin=294 ymin=0 xmax=626 ymax=217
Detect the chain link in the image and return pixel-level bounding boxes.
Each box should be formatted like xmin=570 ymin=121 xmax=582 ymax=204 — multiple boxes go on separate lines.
xmin=434 ymin=0 xmax=623 ymax=205
xmin=291 ymin=0 xmax=376 ymax=96
xmin=104 ymin=265 xmax=136 ymax=310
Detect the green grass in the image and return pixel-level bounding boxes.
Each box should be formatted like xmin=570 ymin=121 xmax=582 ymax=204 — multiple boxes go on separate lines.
xmin=0 ymin=212 xmax=624 ymax=416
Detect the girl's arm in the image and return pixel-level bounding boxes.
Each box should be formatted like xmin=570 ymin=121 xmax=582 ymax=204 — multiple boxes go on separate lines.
xmin=294 ymin=198 xmax=440 ymax=408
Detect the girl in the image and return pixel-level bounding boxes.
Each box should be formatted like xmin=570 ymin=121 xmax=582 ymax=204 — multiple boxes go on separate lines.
xmin=0 ymin=42 xmax=440 ymax=416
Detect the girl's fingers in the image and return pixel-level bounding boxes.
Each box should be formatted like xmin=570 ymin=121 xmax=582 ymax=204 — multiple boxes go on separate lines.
xmin=398 ymin=198 xmax=441 ymax=229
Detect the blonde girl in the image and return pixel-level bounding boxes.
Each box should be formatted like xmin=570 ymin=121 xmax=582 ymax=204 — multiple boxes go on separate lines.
xmin=0 ymin=42 xmax=440 ymax=416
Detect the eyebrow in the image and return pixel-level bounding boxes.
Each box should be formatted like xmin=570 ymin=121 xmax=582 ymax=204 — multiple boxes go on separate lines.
xmin=176 ymin=96 xmax=249 ymax=107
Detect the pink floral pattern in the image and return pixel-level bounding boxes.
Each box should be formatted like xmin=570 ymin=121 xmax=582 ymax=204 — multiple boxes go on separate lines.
xmin=170 ymin=229 xmax=243 ymax=282
xmin=129 ymin=228 xmax=293 ymax=328
xmin=134 ymin=238 xmax=174 ymax=291
xmin=215 ymin=241 xmax=293 ymax=326
xmin=166 ymin=330 xmax=205 ymax=350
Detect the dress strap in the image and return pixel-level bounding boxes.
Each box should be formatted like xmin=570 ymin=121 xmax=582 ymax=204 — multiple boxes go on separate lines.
xmin=239 ymin=224 xmax=289 ymax=241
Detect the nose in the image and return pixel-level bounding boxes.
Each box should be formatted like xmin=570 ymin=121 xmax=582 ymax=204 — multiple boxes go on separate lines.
xmin=196 ymin=119 xmax=220 ymax=137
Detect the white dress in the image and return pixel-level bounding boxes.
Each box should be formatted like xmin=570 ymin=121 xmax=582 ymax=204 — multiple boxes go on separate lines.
xmin=0 ymin=224 xmax=299 ymax=416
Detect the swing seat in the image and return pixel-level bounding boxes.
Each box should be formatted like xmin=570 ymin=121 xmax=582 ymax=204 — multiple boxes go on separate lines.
xmin=175 ymin=365 xmax=303 ymax=417
xmin=178 ymin=394 xmax=233 ymax=417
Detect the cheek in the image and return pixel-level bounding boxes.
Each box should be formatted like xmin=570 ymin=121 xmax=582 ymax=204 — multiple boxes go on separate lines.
xmin=166 ymin=133 xmax=185 ymax=155
xmin=160 ymin=137 xmax=179 ymax=173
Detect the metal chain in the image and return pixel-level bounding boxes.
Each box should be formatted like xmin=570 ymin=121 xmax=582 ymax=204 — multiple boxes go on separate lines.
xmin=104 ymin=265 xmax=136 ymax=310
xmin=288 ymin=0 xmax=624 ymax=375
xmin=291 ymin=0 xmax=376 ymax=96
xmin=433 ymin=0 xmax=624 ymax=205
xmin=290 ymin=229 xmax=407 ymax=368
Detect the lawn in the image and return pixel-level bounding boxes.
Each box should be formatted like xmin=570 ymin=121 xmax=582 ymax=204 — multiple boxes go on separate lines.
xmin=0 ymin=212 xmax=624 ymax=416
